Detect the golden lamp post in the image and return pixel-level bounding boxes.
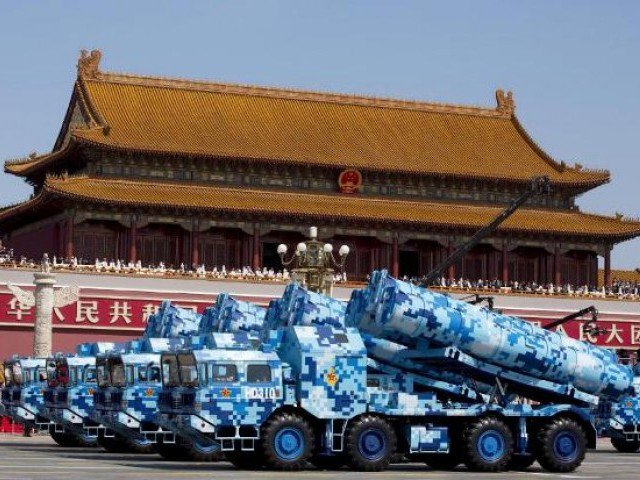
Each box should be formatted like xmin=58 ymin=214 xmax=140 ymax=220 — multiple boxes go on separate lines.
xmin=277 ymin=227 xmax=350 ymax=296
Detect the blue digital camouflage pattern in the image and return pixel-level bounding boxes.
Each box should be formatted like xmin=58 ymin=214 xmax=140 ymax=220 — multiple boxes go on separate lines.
xmin=262 ymin=283 xmax=346 ymax=337
xmin=146 ymin=300 xmax=202 ymax=338
xmin=596 ymin=376 xmax=640 ymax=441
xmin=347 ymin=270 xmax=634 ymax=401
xmin=275 ymin=325 xmax=367 ymax=419
xmin=95 ymin=294 xmax=267 ymax=443
xmin=159 ymin=347 xmax=283 ymax=438
xmin=5 ymin=358 xmax=47 ymax=424
xmin=407 ymin=425 xmax=448 ymax=453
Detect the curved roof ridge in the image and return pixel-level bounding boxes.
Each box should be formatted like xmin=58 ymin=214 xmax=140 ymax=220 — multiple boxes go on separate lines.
xmin=75 ymin=78 xmax=110 ymax=133
xmin=88 ymin=70 xmax=508 ymax=118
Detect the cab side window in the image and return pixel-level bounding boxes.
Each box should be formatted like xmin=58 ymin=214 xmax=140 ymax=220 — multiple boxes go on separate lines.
xmin=126 ymin=366 xmax=135 ymax=385
xmin=198 ymin=363 xmax=208 ymax=385
xmin=247 ymin=364 xmax=271 ymax=383
xmin=84 ymin=367 xmax=96 ymax=383
xmin=148 ymin=366 xmax=161 ymax=383
xmin=212 ymin=364 xmax=237 ymax=383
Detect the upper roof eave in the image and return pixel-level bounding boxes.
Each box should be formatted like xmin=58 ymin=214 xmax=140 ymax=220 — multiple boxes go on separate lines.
xmin=69 ymin=130 xmax=611 ymax=188
xmin=26 ymin=175 xmax=640 ymax=242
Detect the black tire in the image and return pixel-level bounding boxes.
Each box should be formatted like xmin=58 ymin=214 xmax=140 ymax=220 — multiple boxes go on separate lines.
xmin=260 ymin=412 xmax=314 ymax=471
xmin=183 ymin=440 xmax=223 ymax=462
xmin=127 ymin=437 xmax=156 ymax=454
xmin=72 ymin=432 xmax=98 ymax=448
xmin=424 ymin=453 xmax=461 ymax=470
xmin=226 ymin=450 xmax=263 ymax=469
xmin=309 ymin=454 xmax=346 ymax=470
xmin=345 ymin=415 xmax=396 ymax=472
xmin=611 ymin=437 xmax=640 ymax=453
xmin=507 ymin=453 xmax=536 ymax=471
xmin=156 ymin=441 xmax=191 ymax=461
xmin=98 ymin=433 xmax=129 ymax=453
xmin=50 ymin=430 xmax=80 ymax=447
xmin=462 ymin=417 xmax=513 ymax=472
xmin=533 ymin=417 xmax=587 ymax=473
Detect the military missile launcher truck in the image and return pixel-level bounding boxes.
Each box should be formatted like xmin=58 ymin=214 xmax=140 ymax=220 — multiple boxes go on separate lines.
xmin=157 ymin=273 xmax=635 ymax=473
xmin=93 ymin=296 xmax=266 ymax=461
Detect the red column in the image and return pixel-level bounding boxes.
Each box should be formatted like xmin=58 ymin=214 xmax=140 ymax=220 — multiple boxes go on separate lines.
xmin=191 ymin=219 xmax=200 ymax=268
xmin=57 ymin=221 xmax=65 ymax=258
xmin=129 ymin=217 xmax=137 ymax=264
xmin=554 ymin=245 xmax=561 ymax=285
xmin=391 ymin=234 xmax=399 ymax=278
xmin=604 ymin=246 xmax=612 ymax=288
xmin=65 ymin=217 xmax=74 ymax=260
xmin=501 ymin=242 xmax=509 ymax=284
xmin=252 ymin=225 xmax=260 ymax=271
xmin=447 ymin=241 xmax=455 ymax=280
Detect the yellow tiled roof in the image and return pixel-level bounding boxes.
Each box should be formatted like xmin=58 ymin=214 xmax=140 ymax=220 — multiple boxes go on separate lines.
xmin=4 ymin=52 xmax=609 ymax=187
xmin=5 ymin=176 xmax=633 ymax=240
xmin=599 ymin=269 xmax=640 ymax=283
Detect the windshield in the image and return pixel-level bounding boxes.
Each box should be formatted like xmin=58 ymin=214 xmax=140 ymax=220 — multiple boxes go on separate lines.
xmin=46 ymin=359 xmax=58 ymax=387
xmin=84 ymin=366 xmax=96 ymax=384
xmin=161 ymin=354 xmax=180 ymax=387
xmin=12 ymin=363 xmax=23 ymax=386
xmin=34 ymin=366 xmax=47 ymax=384
xmin=96 ymin=358 xmax=109 ymax=387
xmin=4 ymin=364 xmax=13 ymax=386
xmin=109 ymin=358 xmax=126 ymax=388
xmin=178 ymin=354 xmax=199 ymax=388
xmin=56 ymin=359 xmax=70 ymax=387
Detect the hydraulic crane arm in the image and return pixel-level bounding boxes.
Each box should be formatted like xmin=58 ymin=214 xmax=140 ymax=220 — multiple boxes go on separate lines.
xmin=420 ymin=175 xmax=551 ymax=287
xmin=543 ymin=306 xmax=598 ymax=331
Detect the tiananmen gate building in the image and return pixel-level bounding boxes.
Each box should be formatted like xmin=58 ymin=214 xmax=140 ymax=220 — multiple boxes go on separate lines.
xmin=2 ymin=50 xmax=639 ymax=285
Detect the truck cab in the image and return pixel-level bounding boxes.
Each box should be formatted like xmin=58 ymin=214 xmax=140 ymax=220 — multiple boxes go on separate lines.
xmin=597 ymin=374 xmax=640 ymax=453
xmin=157 ymin=325 xmax=371 ymax=469
xmin=92 ymin=351 xmax=160 ymax=453
xmin=44 ymin=355 xmax=98 ymax=446
xmin=2 ymin=357 xmax=48 ymax=431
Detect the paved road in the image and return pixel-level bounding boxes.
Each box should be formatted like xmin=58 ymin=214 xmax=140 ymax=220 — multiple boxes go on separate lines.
xmin=0 ymin=436 xmax=638 ymax=480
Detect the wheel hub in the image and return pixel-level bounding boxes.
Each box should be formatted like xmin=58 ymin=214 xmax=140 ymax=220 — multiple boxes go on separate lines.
xmin=477 ymin=429 xmax=505 ymax=461
xmin=554 ymin=432 xmax=578 ymax=460
xmin=358 ymin=428 xmax=386 ymax=460
xmin=274 ymin=428 xmax=303 ymax=460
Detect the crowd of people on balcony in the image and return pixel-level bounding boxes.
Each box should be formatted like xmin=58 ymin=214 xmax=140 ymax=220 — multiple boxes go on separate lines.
xmin=1 ymin=244 xmax=639 ymax=299
xmin=0 ymin=249 xmax=349 ymax=284
xmin=416 ymin=275 xmax=640 ymax=299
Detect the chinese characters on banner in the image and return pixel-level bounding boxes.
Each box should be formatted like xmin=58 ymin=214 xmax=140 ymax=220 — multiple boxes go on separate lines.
xmin=0 ymin=287 xmax=214 ymax=331
xmin=1 ymin=286 xmax=640 ymax=347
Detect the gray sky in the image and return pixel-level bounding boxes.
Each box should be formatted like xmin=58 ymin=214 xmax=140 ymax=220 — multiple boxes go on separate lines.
xmin=1 ymin=1 xmax=639 ymax=268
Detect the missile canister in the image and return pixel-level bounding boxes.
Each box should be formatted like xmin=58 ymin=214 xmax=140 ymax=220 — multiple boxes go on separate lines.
xmin=263 ymin=283 xmax=346 ymax=334
xmin=214 ymin=293 xmax=266 ymax=334
xmin=347 ymin=270 xmax=633 ymax=400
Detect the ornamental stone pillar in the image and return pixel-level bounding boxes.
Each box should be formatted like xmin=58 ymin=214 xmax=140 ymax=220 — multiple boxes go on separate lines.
xmin=32 ymin=271 xmax=56 ymax=357
xmin=8 ymin=256 xmax=78 ymax=358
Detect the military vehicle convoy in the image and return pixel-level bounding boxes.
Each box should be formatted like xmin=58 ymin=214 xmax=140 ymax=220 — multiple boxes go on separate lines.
xmin=2 ymin=270 xmax=640 ymax=474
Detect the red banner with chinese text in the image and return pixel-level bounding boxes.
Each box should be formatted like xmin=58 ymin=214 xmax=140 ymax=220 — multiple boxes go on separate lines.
xmin=1 ymin=284 xmax=640 ymax=349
